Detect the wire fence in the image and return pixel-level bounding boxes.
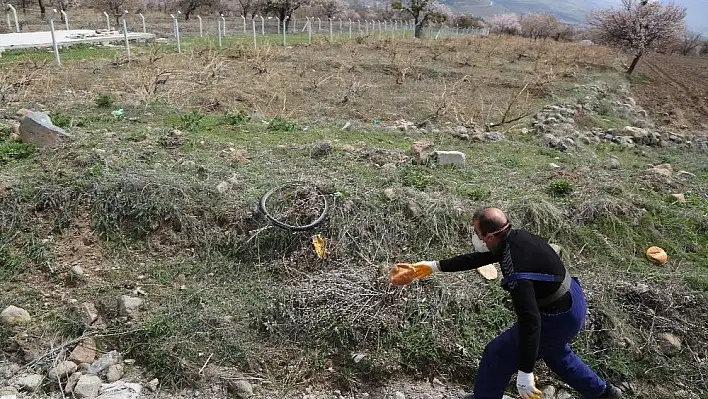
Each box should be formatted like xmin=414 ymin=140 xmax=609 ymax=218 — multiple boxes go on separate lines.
xmin=2 ymin=7 xmax=490 ymax=65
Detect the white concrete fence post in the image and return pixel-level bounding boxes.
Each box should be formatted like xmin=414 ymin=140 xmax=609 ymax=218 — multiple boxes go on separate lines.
xmin=103 ymin=11 xmax=110 ymax=31
xmin=138 ymin=13 xmax=145 ymax=33
xmin=49 ymin=9 xmax=61 ymax=66
xmin=122 ymin=10 xmax=130 ymax=60
xmin=241 ymin=14 xmax=245 ymax=34
xmin=197 ymin=15 xmax=202 ymax=37
xmin=217 ymin=16 xmax=222 ymax=49
xmin=282 ymin=15 xmax=288 ymax=46
xmin=7 ymin=4 xmax=19 ymax=32
xmin=170 ymin=12 xmax=181 ymax=53
xmin=252 ymin=15 xmax=257 ymax=49
xmin=260 ymin=15 xmax=264 ymax=35
xmin=221 ymin=14 xmax=226 ymax=36
xmin=61 ymin=10 xmax=68 ymax=30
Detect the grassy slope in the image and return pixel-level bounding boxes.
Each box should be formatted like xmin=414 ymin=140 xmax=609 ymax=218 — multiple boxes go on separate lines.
xmin=1 ymin=36 xmax=707 ymax=398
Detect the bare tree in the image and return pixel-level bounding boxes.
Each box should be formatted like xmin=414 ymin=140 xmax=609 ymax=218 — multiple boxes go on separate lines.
xmin=587 ymin=0 xmax=687 ymax=75
xmin=391 ymin=0 xmax=449 ymax=38
xmin=520 ymin=13 xmax=559 ymax=40
xmin=177 ymin=0 xmax=216 ymax=20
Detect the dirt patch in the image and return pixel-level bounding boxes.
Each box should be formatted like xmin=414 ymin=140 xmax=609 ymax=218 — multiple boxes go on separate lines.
xmin=632 ymin=54 xmax=708 ymax=131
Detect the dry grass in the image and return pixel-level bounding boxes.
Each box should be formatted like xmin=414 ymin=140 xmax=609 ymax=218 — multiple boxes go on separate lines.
xmin=2 ymin=35 xmax=620 ymax=128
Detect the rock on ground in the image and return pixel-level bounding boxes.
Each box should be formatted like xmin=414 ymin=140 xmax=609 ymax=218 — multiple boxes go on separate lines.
xmin=87 ymin=350 xmax=120 ymax=375
xmin=48 ymin=360 xmax=78 ymax=380
xmin=410 ymin=140 xmax=435 ymax=164
xmin=65 ymin=372 xmax=82 ymax=394
xmin=72 ymin=302 xmax=99 ymax=326
xmin=96 ymin=381 xmax=142 ymax=399
xmin=69 ymin=338 xmax=97 ymax=364
xmin=18 ymin=111 xmax=71 ymax=147
xmin=118 ymin=295 xmax=143 ymax=318
xmin=0 ymin=305 xmax=31 ymax=326
xmin=74 ymin=374 xmax=102 ymax=399
xmin=604 ymin=157 xmax=621 ymax=170
xmin=658 ymin=332 xmax=682 ymax=356
xmin=227 ymin=379 xmax=253 ymax=398
xmin=18 ymin=374 xmax=43 ymax=392
xmin=106 ymin=364 xmax=124 ymax=383
xmin=434 ymin=150 xmax=466 ymax=166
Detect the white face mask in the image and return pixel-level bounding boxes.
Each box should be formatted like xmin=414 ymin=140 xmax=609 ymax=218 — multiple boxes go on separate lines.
xmin=472 ymin=233 xmax=490 ymax=253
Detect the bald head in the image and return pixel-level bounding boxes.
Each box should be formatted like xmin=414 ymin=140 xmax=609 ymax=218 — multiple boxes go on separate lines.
xmin=473 ymin=207 xmax=510 ymax=236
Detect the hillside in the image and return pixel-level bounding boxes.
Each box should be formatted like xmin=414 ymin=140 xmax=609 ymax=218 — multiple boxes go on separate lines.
xmin=1 ymin=33 xmax=708 ymax=399
xmin=448 ymin=0 xmax=708 ymax=33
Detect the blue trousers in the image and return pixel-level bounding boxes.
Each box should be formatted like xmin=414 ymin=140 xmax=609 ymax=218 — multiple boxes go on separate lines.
xmin=473 ymin=278 xmax=607 ymax=399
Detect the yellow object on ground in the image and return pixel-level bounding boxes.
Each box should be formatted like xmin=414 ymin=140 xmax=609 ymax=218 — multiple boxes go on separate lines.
xmin=390 ymin=263 xmax=417 ymax=286
xmin=646 ymin=246 xmax=668 ymax=265
xmin=312 ymin=234 xmax=328 ymax=260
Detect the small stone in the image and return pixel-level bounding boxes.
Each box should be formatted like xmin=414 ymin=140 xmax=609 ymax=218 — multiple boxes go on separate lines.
xmin=658 ymin=332 xmax=681 ymax=356
xmin=340 ymin=144 xmax=356 ymax=152
xmin=549 ymin=244 xmax=562 ymax=256
xmin=227 ymin=380 xmax=253 ymax=398
xmin=394 ymin=392 xmax=405 ymax=399
xmin=407 ymin=200 xmax=422 ymax=218
xmin=410 ymin=140 xmax=435 ymax=164
xmin=0 ymin=386 xmax=18 ymax=396
xmin=73 ymin=302 xmax=99 ymax=326
xmin=48 ymin=360 xmax=79 ymax=380
xmin=549 ymin=163 xmax=561 ymax=169
xmin=147 ymin=379 xmax=159 ymax=392
xmin=648 ymin=163 xmax=673 ymax=178
xmin=118 ymin=295 xmax=143 ymax=318
xmin=383 ymin=188 xmax=396 ymax=201
xmin=671 ymin=193 xmax=686 ymax=203
xmin=87 ymin=350 xmax=120 ymax=375
xmin=216 ymin=181 xmax=229 ymax=194
xmin=19 ymin=374 xmax=43 ymax=392
xmin=341 ymin=121 xmax=352 ymax=130
xmin=604 ymin=157 xmax=621 ymax=170
xmin=0 ymin=305 xmax=31 ymax=326
xmin=69 ymin=338 xmax=97 ymax=364
xmin=106 ymin=364 xmax=124 ymax=383
xmin=70 ymin=265 xmax=86 ymax=280
xmin=74 ymin=374 xmax=101 ymax=398
xmin=556 ymin=390 xmax=573 ymax=399
xmin=484 ymin=131 xmax=504 ymax=141
xmin=454 ymin=126 xmax=468 ymax=135
xmin=434 ymin=150 xmax=466 ymax=166
xmin=311 ymin=140 xmax=332 ymax=158
xmin=541 ymin=386 xmax=556 ymax=399
xmin=65 ymin=372 xmax=81 ymax=394
xmin=1 ymin=363 xmax=20 ymax=378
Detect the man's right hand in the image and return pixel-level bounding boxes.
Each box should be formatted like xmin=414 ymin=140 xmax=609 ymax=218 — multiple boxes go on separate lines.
xmin=390 ymin=261 xmax=439 ymax=285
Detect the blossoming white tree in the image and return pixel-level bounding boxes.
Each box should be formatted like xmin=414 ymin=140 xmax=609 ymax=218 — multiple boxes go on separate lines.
xmin=487 ymin=13 xmax=520 ymax=35
xmin=587 ymin=0 xmax=687 ymax=74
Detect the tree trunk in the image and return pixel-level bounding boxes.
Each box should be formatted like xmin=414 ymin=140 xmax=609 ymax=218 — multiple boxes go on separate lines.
xmin=38 ymin=0 xmax=45 ymax=19
xmin=627 ymin=53 xmax=642 ymax=75
xmin=413 ymin=15 xmax=423 ymax=38
xmin=184 ymin=10 xmax=191 ymax=21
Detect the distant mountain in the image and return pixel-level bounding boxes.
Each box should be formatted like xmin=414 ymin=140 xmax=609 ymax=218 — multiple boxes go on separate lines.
xmin=448 ymin=0 xmax=707 ymax=33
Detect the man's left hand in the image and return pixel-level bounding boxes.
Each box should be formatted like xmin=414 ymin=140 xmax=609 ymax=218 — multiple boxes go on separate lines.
xmin=516 ymin=371 xmax=542 ymax=399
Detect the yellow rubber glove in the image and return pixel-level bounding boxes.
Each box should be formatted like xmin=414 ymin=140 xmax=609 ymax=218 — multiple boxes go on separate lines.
xmin=411 ymin=261 xmax=439 ymax=279
xmin=390 ymin=261 xmax=439 ymax=285
xmin=516 ymin=371 xmax=542 ymax=399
